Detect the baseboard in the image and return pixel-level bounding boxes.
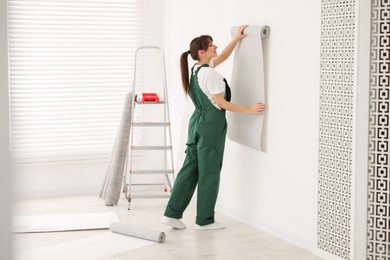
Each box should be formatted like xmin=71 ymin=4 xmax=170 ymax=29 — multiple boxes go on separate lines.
xmin=216 ymin=203 xmax=315 ymax=255
xmin=312 ymin=248 xmax=347 ymax=260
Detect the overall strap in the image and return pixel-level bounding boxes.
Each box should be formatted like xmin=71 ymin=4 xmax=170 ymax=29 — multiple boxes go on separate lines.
xmin=191 ymin=63 xmax=209 ymax=77
xmin=189 ymin=63 xmax=213 ymax=110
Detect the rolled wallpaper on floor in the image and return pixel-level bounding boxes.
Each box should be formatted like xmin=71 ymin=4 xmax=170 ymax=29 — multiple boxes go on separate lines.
xmin=227 ymin=25 xmax=269 ymax=151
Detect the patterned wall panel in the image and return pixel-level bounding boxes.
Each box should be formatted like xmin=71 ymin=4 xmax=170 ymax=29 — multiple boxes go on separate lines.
xmin=318 ymin=0 xmax=356 ymax=259
xmin=367 ymin=1 xmax=390 ymax=259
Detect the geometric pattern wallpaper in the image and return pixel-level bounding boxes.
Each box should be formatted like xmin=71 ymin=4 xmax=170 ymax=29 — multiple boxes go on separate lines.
xmin=367 ymin=0 xmax=390 ymax=259
xmin=318 ymin=0 xmax=356 ymax=259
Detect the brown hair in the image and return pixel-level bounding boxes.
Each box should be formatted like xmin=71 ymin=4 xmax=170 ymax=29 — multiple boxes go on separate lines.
xmin=180 ymin=35 xmax=213 ymax=94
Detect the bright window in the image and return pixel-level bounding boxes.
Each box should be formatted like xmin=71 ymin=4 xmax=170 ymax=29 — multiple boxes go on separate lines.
xmin=8 ymin=0 xmax=146 ymax=163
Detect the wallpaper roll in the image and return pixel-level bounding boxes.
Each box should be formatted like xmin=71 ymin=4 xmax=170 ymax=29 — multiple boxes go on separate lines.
xmin=227 ymin=25 xmax=270 ymax=151
xmin=110 ymin=222 xmax=166 ymax=243
xmin=99 ymin=93 xmax=133 ymax=206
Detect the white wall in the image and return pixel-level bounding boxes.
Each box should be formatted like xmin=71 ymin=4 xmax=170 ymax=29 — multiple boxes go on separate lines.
xmin=165 ymin=0 xmax=321 ymax=252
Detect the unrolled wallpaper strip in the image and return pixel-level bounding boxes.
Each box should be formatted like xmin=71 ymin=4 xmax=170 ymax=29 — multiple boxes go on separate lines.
xmin=13 ymin=212 xmax=119 ymax=233
xmin=227 ymin=26 xmax=270 ymax=151
xmin=15 ymin=232 xmax=154 ymax=260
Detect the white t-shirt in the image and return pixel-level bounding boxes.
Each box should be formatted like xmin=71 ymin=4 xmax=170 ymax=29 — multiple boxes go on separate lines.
xmin=192 ymin=59 xmax=225 ymax=109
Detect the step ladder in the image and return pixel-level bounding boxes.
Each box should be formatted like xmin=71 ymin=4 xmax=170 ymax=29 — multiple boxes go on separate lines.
xmin=123 ymin=46 xmax=175 ymax=210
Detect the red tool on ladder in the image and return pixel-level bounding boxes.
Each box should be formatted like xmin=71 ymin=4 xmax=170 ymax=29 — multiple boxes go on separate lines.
xmin=141 ymin=93 xmax=160 ymax=103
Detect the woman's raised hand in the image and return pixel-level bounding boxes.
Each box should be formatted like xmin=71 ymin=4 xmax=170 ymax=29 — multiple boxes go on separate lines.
xmin=235 ymin=25 xmax=249 ymax=40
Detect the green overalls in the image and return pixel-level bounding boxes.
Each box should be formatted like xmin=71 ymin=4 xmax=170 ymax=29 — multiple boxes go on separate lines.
xmin=164 ymin=64 xmax=231 ymax=226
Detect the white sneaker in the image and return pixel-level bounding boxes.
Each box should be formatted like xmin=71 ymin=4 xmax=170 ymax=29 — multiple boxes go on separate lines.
xmin=195 ymin=222 xmax=225 ymax=230
xmin=161 ymin=216 xmax=186 ymax=229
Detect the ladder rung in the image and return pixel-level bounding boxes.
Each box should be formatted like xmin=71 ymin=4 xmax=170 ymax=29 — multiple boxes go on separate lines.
xmin=131 ymin=183 xmax=165 ymax=186
xmin=131 ymin=145 xmax=172 ymax=150
xmin=130 ymin=169 xmax=174 ymax=174
xmin=130 ymin=193 xmax=171 ymax=199
xmin=132 ymin=122 xmax=170 ymax=127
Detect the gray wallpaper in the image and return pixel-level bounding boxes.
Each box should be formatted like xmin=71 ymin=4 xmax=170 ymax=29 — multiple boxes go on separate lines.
xmin=318 ymin=0 xmax=356 ymax=259
xmin=367 ymin=0 xmax=390 ymax=259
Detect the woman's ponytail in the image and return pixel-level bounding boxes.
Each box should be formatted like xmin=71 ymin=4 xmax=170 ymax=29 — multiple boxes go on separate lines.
xmin=180 ymin=51 xmax=190 ymax=94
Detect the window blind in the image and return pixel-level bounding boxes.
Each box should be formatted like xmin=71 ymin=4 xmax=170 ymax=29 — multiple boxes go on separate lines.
xmin=8 ymin=0 xmax=144 ymax=163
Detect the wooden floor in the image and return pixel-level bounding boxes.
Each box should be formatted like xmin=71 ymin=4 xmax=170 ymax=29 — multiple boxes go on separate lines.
xmin=13 ymin=194 xmax=322 ymax=260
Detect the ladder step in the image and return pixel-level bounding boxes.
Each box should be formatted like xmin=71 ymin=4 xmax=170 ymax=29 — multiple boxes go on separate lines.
xmin=130 ymin=183 xmax=165 ymax=186
xmin=131 ymin=145 xmax=172 ymax=150
xmin=132 ymin=122 xmax=170 ymax=127
xmin=130 ymin=169 xmax=174 ymax=174
xmin=131 ymin=193 xmax=171 ymax=199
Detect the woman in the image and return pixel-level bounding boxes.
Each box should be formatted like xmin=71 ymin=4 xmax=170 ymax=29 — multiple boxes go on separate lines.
xmin=162 ymin=25 xmax=266 ymax=230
